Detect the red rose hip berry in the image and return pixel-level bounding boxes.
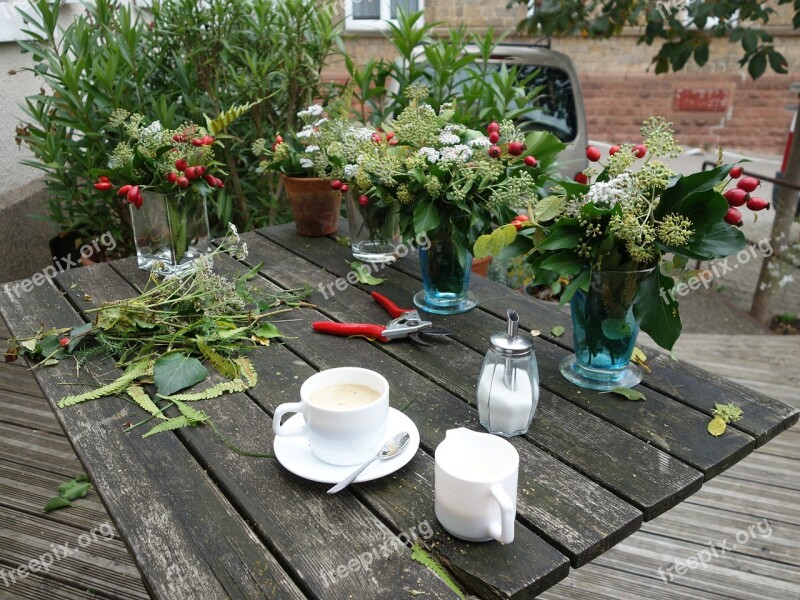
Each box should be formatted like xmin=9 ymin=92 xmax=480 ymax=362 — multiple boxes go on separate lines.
xmin=524 ymin=156 xmax=538 ymax=167
xmin=723 ymin=188 xmax=748 ymax=207
xmin=358 ymin=195 xmax=369 ymax=206
xmin=175 ymin=158 xmax=188 ymax=172
xmin=633 ymin=144 xmax=647 ymax=159
xmin=729 ymin=166 xmax=743 ymax=179
xmin=340 ymin=184 xmax=349 ymax=193
xmin=586 ymin=145 xmax=602 ymax=162
xmin=746 ymin=196 xmax=770 ymax=211
xmin=724 ymin=206 xmax=743 ymax=226
xmin=737 ymin=176 xmax=760 ymax=193
xmin=507 ymin=141 xmax=525 ymax=156
xmin=330 ymin=179 xmax=343 ymax=190
xmin=575 ymin=172 xmax=589 ymax=184
xmin=488 ymin=131 xmax=500 ymax=144
xmin=487 ymin=121 xmax=500 ymax=134
xmin=176 ymin=176 xmax=189 ymax=189
xmin=488 ymin=145 xmax=502 ymax=158
xmin=609 ymin=144 xmax=621 ymax=156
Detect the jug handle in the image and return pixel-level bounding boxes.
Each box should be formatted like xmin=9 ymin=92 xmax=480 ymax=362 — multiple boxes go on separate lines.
xmin=489 ymin=483 xmax=515 ymax=544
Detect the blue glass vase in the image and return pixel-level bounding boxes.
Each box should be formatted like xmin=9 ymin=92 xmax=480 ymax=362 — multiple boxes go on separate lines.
xmin=560 ymin=268 xmax=654 ymax=390
xmin=413 ymin=232 xmax=478 ymax=315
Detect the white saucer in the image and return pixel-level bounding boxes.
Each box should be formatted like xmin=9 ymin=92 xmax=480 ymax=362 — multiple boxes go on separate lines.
xmin=273 ymin=408 xmax=420 ymax=484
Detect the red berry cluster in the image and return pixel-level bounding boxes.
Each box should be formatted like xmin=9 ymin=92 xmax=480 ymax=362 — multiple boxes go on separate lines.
xmin=723 ymin=168 xmax=768 ymax=227
xmin=485 ymin=121 xmax=532 ymax=161
xmin=576 ymin=143 xmax=648 ymax=183
xmin=330 ymin=179 xmax=350 ymax=193
xmin=510 ymin=213 xmax=531 ymax=231
xmin=93 ymin=131 xmax=223 ymax=210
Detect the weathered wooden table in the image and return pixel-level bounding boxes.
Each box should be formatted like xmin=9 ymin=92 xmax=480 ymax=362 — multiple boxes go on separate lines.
xmin=1 ymin=223 xmax=797 ymax=599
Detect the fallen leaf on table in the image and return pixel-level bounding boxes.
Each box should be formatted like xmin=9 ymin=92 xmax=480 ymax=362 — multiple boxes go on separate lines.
xmin=350 ymin=261 xmax=385 ymax=285
xmin=530 ymin=329 xmax=541 ymax=337
xmin=605 ymin=387 xmax=646 ymax=401
xmin=707 ymin=416 xmax=727 ymax=437
xmin=550 ymin=325 xmax=565 ymax=337
xmin=631 ymin=346 xmax=651 ymax=373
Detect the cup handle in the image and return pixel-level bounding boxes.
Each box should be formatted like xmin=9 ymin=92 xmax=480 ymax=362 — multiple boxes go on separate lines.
xmin=272 ymin=402 xmax=307 ymax=437
xmin=489 ymin=483 xmax=515 ymax=544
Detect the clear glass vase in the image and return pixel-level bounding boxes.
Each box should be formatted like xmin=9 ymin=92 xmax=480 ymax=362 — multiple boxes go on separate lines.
xmin=129 ymin=190 xmax=210 ymax=277
xmin=345 ymin=193 xmax=401 ymax=263
xmin=413 ymin=231 xmax=478 ymax=315
xmin=560 ymin=268 xmax=654 ymax=390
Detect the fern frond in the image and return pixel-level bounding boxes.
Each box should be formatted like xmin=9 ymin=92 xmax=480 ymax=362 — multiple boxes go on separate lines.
xmin=127 ymin=385 xmax=166 ymax=420
xmin=158 ymin=379 xmax=247 ymax=402
xmin=206 ymin=99 xmax=262 ymax=136
xmin=143 ymin=416 xmax=191 ymax=438
xmin=235 ymin=357 xmax=257 ymax=388
xmin=196 ymin=338 xmax=239 ymax=380
xmin=171 ymin=399 xmax=210 ymax=425
xmin=58 ymin=359 xmax=154 ymax=408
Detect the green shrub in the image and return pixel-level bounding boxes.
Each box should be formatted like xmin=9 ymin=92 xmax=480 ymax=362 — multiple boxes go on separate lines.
xmin=16 ymin=0 xmax=341 ymax=254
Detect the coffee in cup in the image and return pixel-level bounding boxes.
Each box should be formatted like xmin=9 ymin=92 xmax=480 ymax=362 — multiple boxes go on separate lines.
xmin=272 ymin=367 xmax=389 ymax=466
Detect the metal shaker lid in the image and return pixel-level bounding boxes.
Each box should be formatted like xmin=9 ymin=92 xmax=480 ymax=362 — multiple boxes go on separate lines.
xmin=489 ymin=309 xmax=533 ymax=356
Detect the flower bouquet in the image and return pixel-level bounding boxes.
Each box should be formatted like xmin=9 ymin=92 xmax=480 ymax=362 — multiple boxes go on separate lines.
xmin=92 ymin=104 xmax=254 ymax=275
xmin=350 ymin=83 xmax=565 ymax=313
xmin=505 ymin=117 xmax=764 ymax=389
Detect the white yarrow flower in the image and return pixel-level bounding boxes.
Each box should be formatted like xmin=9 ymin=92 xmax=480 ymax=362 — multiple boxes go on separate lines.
xmin=439 ymin=144 xmax=472 ymax=162
xmin=469 ymin=137 xmax=491 ymax=148
xmin=439 ymin=131 xmax=460 ymax=145
xmin=418 ymin=147 xmax=440 ymax=163
xmin=344 ymin=164 xmax=358 ymax=178
xmin=300 ymin=157 xmax=314 ymax=168
xmin=305 ymin=145 xmax=320 ymax=153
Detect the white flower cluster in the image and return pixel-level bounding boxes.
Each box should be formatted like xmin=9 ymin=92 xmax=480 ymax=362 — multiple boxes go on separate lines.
xmin=300 ymin=158 xmax=314 ymax=168
xmin=297 ymin=104 xmax=324 ymax=118
xmin=582 ymin=173 xmax=634 ymax=207
xmin=140 ymin=120 xmax=162 ymax=140
xmin=344 ymin=164 xmax=359 ymax=178
xmin=296 ymin=126 xmax=319 ymax=139
xmin=468 ymin=137 xmax=491 ymax=148
xmin=439 ymin=144 xmax=472 ymax=163
xmin=347 ymin=126 xmax=375 ymax=142
xmin=305 ymin=145 xmax=320 ymax=153
xmin=418 ymin=147 xmax=440 ymax=164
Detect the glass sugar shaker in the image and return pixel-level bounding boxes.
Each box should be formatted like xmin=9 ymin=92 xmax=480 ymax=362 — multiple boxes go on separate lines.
xmin=477 ymin=309 xmax=540 ymax=437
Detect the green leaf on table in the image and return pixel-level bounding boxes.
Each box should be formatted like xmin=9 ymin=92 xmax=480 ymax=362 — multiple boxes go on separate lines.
xmin=707 ymin=416 xmax=727 ymax=436
xmin=154 ymin=352 xmax=208 ymax=397
xmin=252 ymin=323 xmax=282 ymax=339
xmin=172 ymin=399 xmax=210 ymax=425
xmin=410 ymin=544 xmax=466 ymax=599
xmin=67 ymin=322 xmax=93 ymax=351
xmin=550 ymin=325 xmax=565 ymax=337
xmin=43 ymin=497 xmax=73 ymax=513
xmin=58 ymin=480 xmax=91 ymax=501
xmin=143 ymin=416 xmax=193 ymax=438
xmin=606 ymin=387 xmax=646 ymax=401
xmin=350 ymin=261 xmax=385 ymax=285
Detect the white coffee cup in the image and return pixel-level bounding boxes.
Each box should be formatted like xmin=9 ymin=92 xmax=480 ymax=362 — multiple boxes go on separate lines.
xmin=435 ymin=428 xmax=519 ymax=544
xmin=272 ymin=367 xmax=389 ymax=466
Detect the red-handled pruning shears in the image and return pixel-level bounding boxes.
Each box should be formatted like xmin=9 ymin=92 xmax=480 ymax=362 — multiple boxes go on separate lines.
xmin=312 ymin=292 xmax=453 ymax=346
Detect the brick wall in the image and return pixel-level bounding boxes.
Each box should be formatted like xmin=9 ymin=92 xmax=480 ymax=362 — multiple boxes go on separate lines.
xmin=330 ymin=0 xmax=800 ymax=156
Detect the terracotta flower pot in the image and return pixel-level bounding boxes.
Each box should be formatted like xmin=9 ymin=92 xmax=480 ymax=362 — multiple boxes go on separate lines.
xmin=281 ymin=174 xmax=341 ymax=237
xmin=471 ymin=256 xmax=493 ymax=277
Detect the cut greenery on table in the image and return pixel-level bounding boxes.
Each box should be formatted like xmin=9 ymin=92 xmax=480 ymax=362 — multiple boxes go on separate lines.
xmin=6 ymin=227 xmax=311 ymax=443
xmin=707 ymin=403 xmax=744 ymax=437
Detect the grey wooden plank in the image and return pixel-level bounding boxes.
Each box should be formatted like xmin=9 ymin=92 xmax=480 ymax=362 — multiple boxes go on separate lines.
xmin=0 ymin=422 xmax=82 ymax=477
xmin=110 ymin=254 xmax=569 ymax=599
xmin=0 ymin=461 xmax=111 ymax=534
xmin=0 ymin=278 xmax=308 ymax=600
xmin=0 ymin=568 xmax=118 ymax=600
xmin=227 ymin=234 xmax=644 ymax=569
xmin=0 ymin=388 xmax=65 ymax=436
xmin=57 ymin=261 xmax=463 ymax=600
xmin=0 ymin=362 xmax=48 ymax=398
xmin=684 ymin=477 xmax=800 ymax=527
xmin=0 ymin=504 xmax=148 ymax=600
xmin=258 ymin=226 xmax=745 ymax=484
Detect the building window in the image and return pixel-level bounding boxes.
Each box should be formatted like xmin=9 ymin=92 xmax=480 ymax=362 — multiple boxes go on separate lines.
xmin=345 ymin=0 xmax=423 ymax=32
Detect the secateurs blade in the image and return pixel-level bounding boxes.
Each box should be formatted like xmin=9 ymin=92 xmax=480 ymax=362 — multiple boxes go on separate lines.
xmin=311 ymin=292 xmax=453 ymax=345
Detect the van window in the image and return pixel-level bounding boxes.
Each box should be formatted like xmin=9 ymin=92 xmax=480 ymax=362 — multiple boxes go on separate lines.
xmin=493 ymin=64 xmax=579 ymax=144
